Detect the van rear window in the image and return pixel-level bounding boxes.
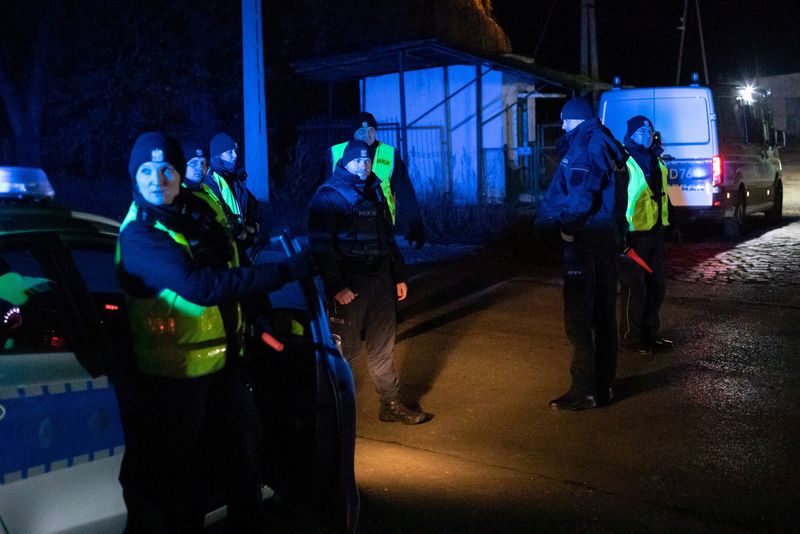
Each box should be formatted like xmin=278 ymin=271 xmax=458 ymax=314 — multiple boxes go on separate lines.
xmin=605 ymin=96 xmax=710 ymax=145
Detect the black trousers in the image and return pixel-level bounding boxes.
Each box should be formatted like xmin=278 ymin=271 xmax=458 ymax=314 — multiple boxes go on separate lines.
xmin=562 ymin=243 xmax=618 ymax=396
xmin=115 ymin=365 xmax=264 ymax=534
xmin=329 ymin=273 xmax=401 ymax=403
xmin=619 ymin=229 xmax=667 ymax=344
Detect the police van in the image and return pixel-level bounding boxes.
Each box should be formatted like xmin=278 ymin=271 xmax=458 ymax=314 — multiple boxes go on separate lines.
xmin=599 ymin=79 xmax=784 ymax=237
xmin=0 ymin=167 xmax=358 ymax=533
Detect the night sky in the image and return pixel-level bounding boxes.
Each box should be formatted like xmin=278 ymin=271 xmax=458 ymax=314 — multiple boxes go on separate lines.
xmin=492 ymin=0 xmax=800 ymax=87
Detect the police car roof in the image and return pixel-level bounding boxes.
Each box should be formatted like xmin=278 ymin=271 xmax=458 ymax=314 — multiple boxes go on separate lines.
xmin=0 ymin=166 xmax=55 ymax=200
xmin=0 ymin=167 xmax=119 ymax=237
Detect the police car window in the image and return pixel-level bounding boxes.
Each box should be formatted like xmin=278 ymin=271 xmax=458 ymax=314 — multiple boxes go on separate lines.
xmin=68 ymin=245 xmax=130 ymax=354
xmin=715 ymin=95 xmax=746 ymax=145
xmin=654 ymin=97 xmax=710 ymax=145
xmin=0 ymin=249 xmax=75 ymax=353
xmin=70 ymin=248 xmax=120 ymax=294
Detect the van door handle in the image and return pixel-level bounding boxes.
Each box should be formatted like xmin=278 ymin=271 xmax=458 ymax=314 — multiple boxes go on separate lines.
xmin=661 ymin=154 xmax=675 ymax=161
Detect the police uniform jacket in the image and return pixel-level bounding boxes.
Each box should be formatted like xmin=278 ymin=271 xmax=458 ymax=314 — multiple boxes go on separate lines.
xmin=308 ymin=164 xmax=406 ymax=297
xmin=117 ymin=191 xmax=291 ymax=372
xmin=536 ymin=118 xmax=629 ymax=250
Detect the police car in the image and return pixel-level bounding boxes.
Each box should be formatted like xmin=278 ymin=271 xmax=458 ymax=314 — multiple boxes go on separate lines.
xmin=0 ymin=167 xmax=358 ymax=533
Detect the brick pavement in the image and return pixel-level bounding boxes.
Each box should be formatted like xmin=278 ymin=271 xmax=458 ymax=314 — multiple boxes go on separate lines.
xmin=667 ymin=220 xmax=800 ymax=286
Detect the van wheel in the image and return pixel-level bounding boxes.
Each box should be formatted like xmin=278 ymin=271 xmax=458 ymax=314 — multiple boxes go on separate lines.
xmin=723 ymin=191 xmax=746 ymax=238
xmin=765 ymin=181 xmax=783 ymax=225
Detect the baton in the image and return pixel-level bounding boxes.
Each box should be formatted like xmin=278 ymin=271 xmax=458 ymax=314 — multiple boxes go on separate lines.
xmin=623 ymin=247 xmax=654 ymax=274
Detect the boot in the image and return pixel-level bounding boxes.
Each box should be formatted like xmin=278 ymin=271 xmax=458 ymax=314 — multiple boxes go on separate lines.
xmin=379 ymin=400 xmax=429 ymax=425
xmin=549 ymin=391 xmax=598 ymax=411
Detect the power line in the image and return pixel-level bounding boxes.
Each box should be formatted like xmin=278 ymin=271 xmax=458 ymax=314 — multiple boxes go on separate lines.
xmin=533 ymin=0 xmax=559 ymax=61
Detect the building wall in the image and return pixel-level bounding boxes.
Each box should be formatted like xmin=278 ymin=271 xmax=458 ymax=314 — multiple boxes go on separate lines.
xmin=362 ymin=65 xmax=506 ymax=204
xmin=760 ymin=73 xmax=800 ymax=137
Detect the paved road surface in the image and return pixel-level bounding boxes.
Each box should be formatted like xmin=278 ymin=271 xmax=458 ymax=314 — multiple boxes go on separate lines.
xmin=345 ymin=159 xmax=800 ymax=532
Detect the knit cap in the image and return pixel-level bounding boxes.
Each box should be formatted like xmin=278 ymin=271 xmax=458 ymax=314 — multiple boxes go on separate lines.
xmin=560 ymin=97 xmax=595 ymax=120
xmin=128 ymin=132 xmax=185 ymax=180
xmin=341 ymin=140 xmax=371 ymax=165
xmin=210 ymin=133 xmax=237 ymax=157
xmin=625 ymin=115 xmax=654 ymax=137
xmin=351 ymin=112 xmax=377 ymax=132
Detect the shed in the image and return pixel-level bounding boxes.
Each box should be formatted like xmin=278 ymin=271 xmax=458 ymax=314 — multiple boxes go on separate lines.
xmin=293 ymin=40 xmax=609 ymax=205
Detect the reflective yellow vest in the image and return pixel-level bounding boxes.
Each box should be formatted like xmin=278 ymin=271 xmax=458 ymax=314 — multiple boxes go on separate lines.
xmin=207 ymin=170 xmax=242 ymax=217
xmin=331 ymin=141 xmax=397 ymax=223
xmin=116 ymin=197 xmax=242 ymax=378
xmin=625 ymin=157 xmax=670 ymax=231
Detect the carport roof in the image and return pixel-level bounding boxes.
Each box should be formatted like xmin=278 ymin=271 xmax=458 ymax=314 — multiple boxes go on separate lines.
xmin=291 ymin=39 xmax=610 ymax=93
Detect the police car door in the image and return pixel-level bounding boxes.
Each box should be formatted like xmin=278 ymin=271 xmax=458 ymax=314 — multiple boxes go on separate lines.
xmin=248 ymin=231 xmax=359 ymax=533
xmin=0 ymin=233 xmax=126 ymax=533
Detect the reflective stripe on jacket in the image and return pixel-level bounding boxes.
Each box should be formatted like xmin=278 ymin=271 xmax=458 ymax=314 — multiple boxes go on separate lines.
xmin=331 ymin=141 xmax=397 ymax=222
xmin=625 ymin=158 xmax=669 ymax=231
xmin=207 ymin=170 xmax=242 ymax=217
xmin=117 ymin=198 xmax=240 ymax=378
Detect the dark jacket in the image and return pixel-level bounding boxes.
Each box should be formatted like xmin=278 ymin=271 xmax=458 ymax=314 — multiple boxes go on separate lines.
xmin=535 ymin=118 xmax=629 ymax=249
xmin=308 ymin=164 xmax=406 ymax=297
xmin=118 ymin=191 xmax=289 ymax=358
xmin=324 ymin=141 xmax=424 ymax=238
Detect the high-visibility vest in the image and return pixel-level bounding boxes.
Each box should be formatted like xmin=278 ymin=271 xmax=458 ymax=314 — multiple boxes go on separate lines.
xmin=625 ymin=157 xmax=670 ymax=231
xmin=331 ymin=141 xmax=397 ymax=223
xmin=207 ymin=170 xmax=242 ymax=219
xmin=116 ymin=197 xmax=242 ymax=378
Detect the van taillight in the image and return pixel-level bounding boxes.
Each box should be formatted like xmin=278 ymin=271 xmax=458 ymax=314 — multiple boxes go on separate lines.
xmin=712 ymin=156 xmax=722 ymax=186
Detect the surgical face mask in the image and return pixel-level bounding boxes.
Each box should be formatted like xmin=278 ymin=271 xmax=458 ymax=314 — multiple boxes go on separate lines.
xmin=631 ymin=127 xmax=654 ymax=149
xmin=561 ymin=118 xmax=583 ymax=133
xmin=136 ymin=162 xmax=180 ymax=205
xmin=220 ymin=149 xmax=237 ymax=166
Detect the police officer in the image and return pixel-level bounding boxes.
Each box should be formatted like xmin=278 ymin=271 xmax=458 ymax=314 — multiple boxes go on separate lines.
xmin=619 ymin=116 xmax=673 ymax=353
xmin=183 ymin=143 xmax=208 ymax=187
xmin=309 ymin=140 xmax=429 ymax=425
xmin=327 ymin=112 xmax=426 ymax=249
xmin=203 ymin=132 xmax=261 ymax=254
xmin=535 ymin=97 xmax=629 ymax=410
xmin=115 ymin=132 xmax=308 ymax=532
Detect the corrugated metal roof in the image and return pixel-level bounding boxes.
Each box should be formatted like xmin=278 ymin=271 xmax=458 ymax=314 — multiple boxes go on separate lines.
xmin=291 ymin=39 xmax=610 ymax=93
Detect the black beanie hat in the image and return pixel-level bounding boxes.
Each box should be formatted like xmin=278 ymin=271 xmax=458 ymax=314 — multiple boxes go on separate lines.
xmin=210 ymin=133 xmax=237 ymax=157
xmin=183 ymin=142 xmax=207 ymax=161
xmin=625 ymin=115 xmax=654 ymax=138
xmin=560 ymin=97 xmax=595 ymax=120
xmin=351 ymin=112 xmax=377 ymax=132
xmin=341 ymin=140 xmax=371 ymax=165
xmin=128 ymin=132 xmax=185 ymax=180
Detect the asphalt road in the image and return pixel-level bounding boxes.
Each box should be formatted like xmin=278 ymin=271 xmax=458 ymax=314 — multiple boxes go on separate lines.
xmin=345 ymin=158 xmax=800 ymax=532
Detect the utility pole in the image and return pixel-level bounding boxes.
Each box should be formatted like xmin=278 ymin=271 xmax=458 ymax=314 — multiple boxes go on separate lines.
xmin=676 ymin=0 xmax=709 ymax=85
xmin=241 ymin=0 xmax=269 ymax=201
xmin=580 ymin=0 xmax=598 ymax=82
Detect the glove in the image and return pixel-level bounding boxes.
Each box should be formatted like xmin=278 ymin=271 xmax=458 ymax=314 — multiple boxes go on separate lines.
xmin=282 ymin=249 xmax=314 ymax=281
xmin=405 ymin=221 xmax=425 ymax=249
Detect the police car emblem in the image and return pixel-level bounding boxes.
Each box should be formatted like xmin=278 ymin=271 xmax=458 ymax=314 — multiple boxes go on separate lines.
xmin=151 ymin=148 xmax=164 ymax=162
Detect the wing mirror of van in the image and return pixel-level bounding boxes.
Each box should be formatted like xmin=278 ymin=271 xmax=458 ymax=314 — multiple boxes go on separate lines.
xmin=774 ymin=129 xmax=787 ymax=148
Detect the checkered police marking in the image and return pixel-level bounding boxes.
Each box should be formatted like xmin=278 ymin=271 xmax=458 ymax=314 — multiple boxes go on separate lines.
xmin=0 ymin=377 xmax=124 ymax=485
